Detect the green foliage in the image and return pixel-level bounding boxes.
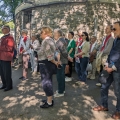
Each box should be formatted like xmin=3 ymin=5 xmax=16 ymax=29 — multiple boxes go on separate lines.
xmin=0 ymin=0 xmax=23 ymax=22
xmin=0 ymin=20 xmax=14 ymax=34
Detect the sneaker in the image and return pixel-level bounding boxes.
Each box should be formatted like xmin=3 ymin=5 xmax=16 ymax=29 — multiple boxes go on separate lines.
xmin=87 ymin=74 xmax=91 ymax=79
xmin=15 ymin=64 xmax=21 ymax=68
xmin=96 ymin=83 xmax=102 ymax=86
xmin=41 ymin=100 xmax=54 ymax=106
xmin=65 ymin=77 xmax=72 ymax=82
xmin=90 ymin=75 xmax=95 ymax=80
xmin=19 ymin=76 xmax=24 ymax=79
xmin=76 ymin=81 xmax=81 ymax=84
xmin=32 ymin=72 xmax=37 ymax=77
xmin=21 ymin=77 xmax=28 ymax=81
xmin=40 ymin=101 xmax=53 ymax=108
xmin=56 ymin=90 xmax=65 ymax=94
xmin=54 ymin=93 xmax=64 ymax=97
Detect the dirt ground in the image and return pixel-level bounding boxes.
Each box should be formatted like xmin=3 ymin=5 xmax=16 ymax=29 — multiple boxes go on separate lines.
xmin=0 ymin=67 xmax=117 ymax=120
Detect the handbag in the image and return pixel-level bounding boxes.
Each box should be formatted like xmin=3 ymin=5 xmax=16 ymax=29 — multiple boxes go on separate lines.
xmin=86 ymin=63 xmax=92 ymax=71
xmin=65 ymin=65 xmax=69 ymax=74
xmin=98 ymin=70 xmax=109 ymax=84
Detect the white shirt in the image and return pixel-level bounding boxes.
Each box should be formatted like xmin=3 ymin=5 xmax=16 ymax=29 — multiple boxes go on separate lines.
xmin=30 ymin=39 xmax=40 ymax=54
xmin=19 ymin=36 xmax=30 ymax=54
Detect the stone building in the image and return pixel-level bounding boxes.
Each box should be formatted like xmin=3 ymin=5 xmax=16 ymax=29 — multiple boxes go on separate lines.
xmin=15 ymin=0 xmax=120 ymax=41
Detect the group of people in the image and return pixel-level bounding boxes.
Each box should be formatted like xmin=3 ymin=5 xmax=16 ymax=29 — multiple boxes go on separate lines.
xmin=0 ymin=21 xmax=120 ymax=119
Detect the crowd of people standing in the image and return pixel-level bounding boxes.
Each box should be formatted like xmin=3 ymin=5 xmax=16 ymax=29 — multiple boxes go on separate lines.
xmin=0 ymin=21 xmax=120 ymax=119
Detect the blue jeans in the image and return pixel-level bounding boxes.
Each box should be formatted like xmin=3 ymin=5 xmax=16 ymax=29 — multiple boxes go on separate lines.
xmin=79 ymin=57 xmax=89 ymax=82
xmin=75 ymin=61 xmax=81 ymax=80
xmin=56 ymin=64 xmax=66 ymax=94
xmin=101 ymin=71 xmax=120 ymax=111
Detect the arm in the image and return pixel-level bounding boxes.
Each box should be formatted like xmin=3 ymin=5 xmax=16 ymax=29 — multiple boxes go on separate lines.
xmin=76 ymin=42 xmax=90 ymax=57
xmin=33 ymin=40 xmax=40 ymax=50
xmin=25 ymin=39 xmax=30 ymax=51
xmin=58 ymin=40 xmax=68 ymax=58
xmin=44 ymin=41 xmax=55 ymax=61
xmin=22 ymin=38 xmax=30 ymax=53
xmin=0 ymin=36 xmax=14 ymax=52
xmin=103 ymin=38 xmax=114 ymax=55
xmin=68 ymin=40 xmax=76 ymax=55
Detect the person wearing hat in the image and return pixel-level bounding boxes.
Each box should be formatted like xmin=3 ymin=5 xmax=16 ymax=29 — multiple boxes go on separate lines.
xmin=0 ymin=25 xmax=15 ymax=91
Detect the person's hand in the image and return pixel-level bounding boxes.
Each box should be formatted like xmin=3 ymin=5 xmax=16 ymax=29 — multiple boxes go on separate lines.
xmin=104 ymin=66 xmax=113 ymax=73
xmin=58 ymin=61 xmax=62 ymax=65
xmin=20 ymin=50 xmax=25 ymax=54
xmin=68 ymin=56 xmax=73 ymax=62
xmin=74 ymin=54 xmax=78 ymax=58
xmin=30 ymin=45 xmax=33 ymax=49
xmin=54 ymin=61 xmax=59 ymax=68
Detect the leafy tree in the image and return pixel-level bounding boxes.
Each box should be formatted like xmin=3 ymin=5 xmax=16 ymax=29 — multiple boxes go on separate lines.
xmin=0 ymin=0 xmax=23 ymax=23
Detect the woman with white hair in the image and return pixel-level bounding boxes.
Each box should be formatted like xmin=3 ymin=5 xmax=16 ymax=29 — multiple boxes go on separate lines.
xmin=30 ymin=34 xmax=40 ymax=76
xmin=19 ymin=29 xmax=30 ymax=81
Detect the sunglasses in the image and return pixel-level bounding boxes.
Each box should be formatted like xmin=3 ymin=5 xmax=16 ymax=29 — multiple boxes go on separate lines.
xmin=81 ymin=34 xmax=85 ymax=36
xmin=112 ymin=28 xmax=116 ymax=31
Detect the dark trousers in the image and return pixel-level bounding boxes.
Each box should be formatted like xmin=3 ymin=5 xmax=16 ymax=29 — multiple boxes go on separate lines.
xmin=39 ymin=60 xmax=56 ymax=96
xmin=57 ymin=64 xmax=66 ymax=94
xmin=66 ymin=61 xmax=72 ymax=77
xmin=79 ymin=57 xmax=89 ymax=82
xmin=101 ymin=72 xmax=120 ymax=111
xmin=75 ymin=61 xmax=81 ymax=80
xmin=0 ymin=60 xmax=12 ymax=89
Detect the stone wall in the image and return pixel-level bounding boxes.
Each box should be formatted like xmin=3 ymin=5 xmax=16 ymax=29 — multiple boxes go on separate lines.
xmin=15 ymin=1 xmax=120 ymax=42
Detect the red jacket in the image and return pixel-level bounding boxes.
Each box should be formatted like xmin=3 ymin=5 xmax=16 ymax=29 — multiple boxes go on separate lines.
xmin=0 ymin=34 xmax=14 ymax=61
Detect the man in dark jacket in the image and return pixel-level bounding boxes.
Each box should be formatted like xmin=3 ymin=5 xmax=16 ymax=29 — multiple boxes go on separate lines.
xmin=93 ymin=21 xmax=120 ymax=119
xmin=0 ymin=25 xmax=14 ymax=91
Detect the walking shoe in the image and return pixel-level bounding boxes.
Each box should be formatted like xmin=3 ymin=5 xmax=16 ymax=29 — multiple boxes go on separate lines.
xmin=40 ymin=101 xmax=53 ymax=108
xmin=65 ymin=77 xmax=72 ymax=82
xmin=112 ymin=111 xmax=120 ymax=119
xmin=93 ymin=105 xmax=108 ymax=111
xmin=32 ymin=72 xmax=37 ymax=77
xmin=0 ymin=86 xmax=6 ymax=89
xmin=96 ymin=83 xmax=102 ymax=86
xmin=90 ymin=75 xmax=95 ymax=80
xmin=41 ymin=100 xmax=54 ymax=106
xmin=54 ymin=93 xmax=64 ymax=97
xmin=76 ymin=81 xmax=81 ymax=84
xmin=15 ymin=64 xmax=21 ymax=68
xmin=21 ymin=77 xmax=28 ymax=81
xmin=4 ymin=87 xmax=13 ymax=92
xmin=87 ymin=74 xmax=91 ymax=79
xmin=19 ymin=76 xmax=24 ymax=79
xmin=56 ymin=90 xmax=65 ymax=94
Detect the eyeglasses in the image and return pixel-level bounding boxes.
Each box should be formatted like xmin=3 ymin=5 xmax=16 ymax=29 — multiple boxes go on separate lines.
xmin=112 ymin=28 xmax=117 ymax=31
xmin=81 ymin=34 xmax=85 ymax=37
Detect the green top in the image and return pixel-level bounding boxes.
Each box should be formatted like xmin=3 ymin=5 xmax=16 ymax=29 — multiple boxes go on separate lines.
xmin=67 ymin=39 xmax=76 ymax=58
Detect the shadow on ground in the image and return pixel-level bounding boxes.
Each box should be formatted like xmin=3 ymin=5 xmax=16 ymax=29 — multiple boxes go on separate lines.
xmin=0 ymin=67 xmax=117 ymax=120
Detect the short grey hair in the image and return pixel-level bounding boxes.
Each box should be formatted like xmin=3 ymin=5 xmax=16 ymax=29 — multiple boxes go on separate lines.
xmin=91 ymin=35 xmax=97 ymax=39
xmin=54 ymin=28 xmax=63 ymax=36
xmin=21 ymin=29 xmax=28 ymax=34
xmin=31 ymin=33 xmax=37 ymax=38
